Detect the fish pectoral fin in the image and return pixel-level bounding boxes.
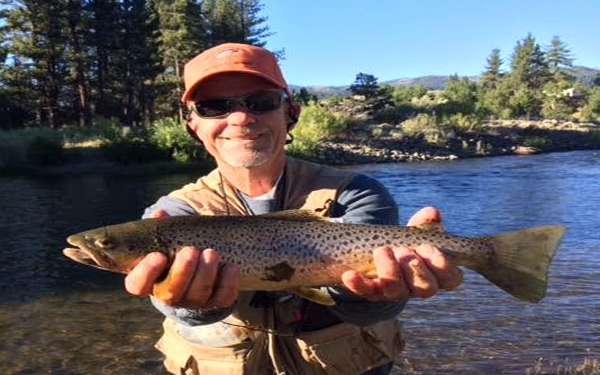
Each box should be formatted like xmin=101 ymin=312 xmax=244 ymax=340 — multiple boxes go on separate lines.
xmin=258 ymin=209 xmax=330 ymax=222
xmin=288 ymin=287 xmax=336 ymax=306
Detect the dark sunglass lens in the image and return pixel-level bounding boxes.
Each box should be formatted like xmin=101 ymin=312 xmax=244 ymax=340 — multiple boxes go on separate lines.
xmin=245 ymin=92 xmax=282 ymax=112
xmin=196 ymin=99 xmax=231 ymax=117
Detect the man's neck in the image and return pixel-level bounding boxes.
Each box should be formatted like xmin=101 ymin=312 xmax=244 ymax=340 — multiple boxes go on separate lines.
xmin=217 ymin=156 xmax=286 ymax=197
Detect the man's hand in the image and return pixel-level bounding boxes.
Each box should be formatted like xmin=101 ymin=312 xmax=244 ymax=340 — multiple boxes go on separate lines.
xmin=124 ymin=210 xmax=240 ymax=310
xmin=341 ymin=206 xmax=463 ymax=302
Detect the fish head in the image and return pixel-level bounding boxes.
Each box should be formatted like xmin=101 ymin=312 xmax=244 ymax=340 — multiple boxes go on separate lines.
xmin=64 ymin=223 xmax=156 ymax=273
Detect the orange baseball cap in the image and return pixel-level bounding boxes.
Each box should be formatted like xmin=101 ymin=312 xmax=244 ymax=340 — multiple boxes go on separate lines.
xmin=181 ymin=43 xmax=289 ymax=102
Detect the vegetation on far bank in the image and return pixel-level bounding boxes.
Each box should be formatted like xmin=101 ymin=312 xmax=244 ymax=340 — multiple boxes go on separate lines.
xmin=2 ymin=31 xmax=600 ymax=175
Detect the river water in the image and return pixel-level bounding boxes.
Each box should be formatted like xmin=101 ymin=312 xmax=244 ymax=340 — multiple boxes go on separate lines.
xmin=0 ymin=150 xmax=598 ymax=375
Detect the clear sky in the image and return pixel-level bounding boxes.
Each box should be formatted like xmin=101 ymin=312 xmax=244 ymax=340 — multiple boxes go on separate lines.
xmin=260 ymin=0 xmax=600 ymax=87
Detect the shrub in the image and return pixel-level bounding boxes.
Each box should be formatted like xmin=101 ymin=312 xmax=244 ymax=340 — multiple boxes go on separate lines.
xmin=392 ymin=85 xmax=428 ymax=103
xmin=373 ymin=103 xmax=418 ymax=124
xmin=60 ymin=117 xmax=124 ymax=145
xmin=580 ymin=87 xmax=600 ymax=122
xmin=442 ymin=113 xmax=484 ymax=132
xmin=151 ymin=117 xmax=205 ymax=162
xmin=401 ymin=113 xmax=438 ymax=135
xmin=287 ymin=103 xmax=350 ymax=157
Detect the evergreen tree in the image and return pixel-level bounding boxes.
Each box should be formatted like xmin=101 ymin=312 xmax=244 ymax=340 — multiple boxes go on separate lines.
xmin=293 ymin=87 xmax=313 ymax=105
xmin=154 ymin=0 xmax=204 ymax=121
xmin=236 ymin=0 xmax=271 ymax=45
xmin=202 ymin=0 xmax=271 ymax=47
xmin=87 ymin=0 xmax=121 ymax=118
xmin=545 ymin=36 xmax=574 ymax=82
xmin=506 ymin=34 xmax=551 ymax=118
xmin=481 ymin=48 xmax=503 ymax=88
xmin=65 ymin=0 xmax=91 ymax=127
xmin=1 ymin=0 xmax=69 ymax=128
xmin=118 ymin=0 xmax=162 ymax=125
xmin=510 ymin=33 xmax=550 ymax=90
xmin=0 ymin=0 xmax=274 ymax=128
xmin=349 ymin=73 xmax=380 ymax=99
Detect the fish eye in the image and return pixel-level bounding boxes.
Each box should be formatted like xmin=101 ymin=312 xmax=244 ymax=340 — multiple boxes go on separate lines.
xmin=94 ymin=237 xmax=114 ymax=249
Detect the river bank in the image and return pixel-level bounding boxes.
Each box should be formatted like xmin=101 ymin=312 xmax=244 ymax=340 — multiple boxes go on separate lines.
xmin=313 ymin=119 xmax=600 ymax=165
xmin=4 ymin=120 xmax=599 ymax=176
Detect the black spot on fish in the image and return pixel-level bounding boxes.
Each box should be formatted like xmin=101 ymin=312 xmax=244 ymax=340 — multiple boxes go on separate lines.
xmin=261 ymin=262 xmax=296 ymax=282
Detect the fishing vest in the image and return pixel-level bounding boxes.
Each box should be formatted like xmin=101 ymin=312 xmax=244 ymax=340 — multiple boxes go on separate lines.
xmin=155 ymin=157 xmax=405 ymax=375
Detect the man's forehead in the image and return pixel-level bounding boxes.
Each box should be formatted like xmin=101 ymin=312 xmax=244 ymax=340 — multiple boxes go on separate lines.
xmin=192 ymin=73 xmax=280 ymax=99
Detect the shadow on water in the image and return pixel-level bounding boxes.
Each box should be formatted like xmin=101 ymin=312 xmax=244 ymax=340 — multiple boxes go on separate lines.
xmin=1 ymin=151 xmax=599 ymax=374
xmin=0 ymin=172 xmax=201 ymax=375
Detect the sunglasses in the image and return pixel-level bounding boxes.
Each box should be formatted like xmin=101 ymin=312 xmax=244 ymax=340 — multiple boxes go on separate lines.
xmin=190 ymin=90 xmax=286 ymax=119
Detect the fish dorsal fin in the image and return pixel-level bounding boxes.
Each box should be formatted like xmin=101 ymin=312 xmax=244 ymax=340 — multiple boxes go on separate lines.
xmin=414 ymin=221 xmax=445 ymax=233
xmin=258 ymin=209 xmax=330 ymax=222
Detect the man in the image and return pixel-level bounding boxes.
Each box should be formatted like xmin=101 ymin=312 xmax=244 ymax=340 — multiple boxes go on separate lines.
xmin=125 ymin=43 xmax=463 ymax=375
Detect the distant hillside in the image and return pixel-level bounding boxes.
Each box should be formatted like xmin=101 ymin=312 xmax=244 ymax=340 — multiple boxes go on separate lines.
xmin=572 ymin=66 xmax=600 ymax=85
xmin=292 ymin=66 xmax=600 ymax=98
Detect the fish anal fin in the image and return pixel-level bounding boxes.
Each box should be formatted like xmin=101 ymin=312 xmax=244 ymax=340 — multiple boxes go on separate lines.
xmin=288 ymin=287 xmax=336 ymax=306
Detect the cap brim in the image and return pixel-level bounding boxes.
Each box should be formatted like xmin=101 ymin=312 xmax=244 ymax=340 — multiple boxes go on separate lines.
xmin=181 ymin=69 xmax=288 ymax=102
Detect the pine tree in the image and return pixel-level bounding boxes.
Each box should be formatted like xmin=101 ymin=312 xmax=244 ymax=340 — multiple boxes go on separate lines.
xmin=87 ymin=0 xmax=121 ymax=119
xmin=506 ymin=34 xmax=551 ymax=118
xmin=2 ymin=0 xmax=70 ymax=128
xmin=154 ymin=0 xmax=204 ymax=121
xmin=65 ymin=0 xmax=91 ymax=127
xmin=481 ymin=48 xmax=503 ymax=88
xmin=349 ymin=73 xmax=380 ymax=98
xmin=545 ymin=36 xmax=574 ymax=82
xmin=203 ymin=0 xmax=271 ymax=47
xmin=237 ymin=0 xmax=271 ymax=46
xmin=510 ymin=33 xmax=550 ymax=90
xmin=118 ymin=0 xmax=162 ymax=125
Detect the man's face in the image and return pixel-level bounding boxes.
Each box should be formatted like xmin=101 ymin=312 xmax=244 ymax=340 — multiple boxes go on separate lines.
xmin=188 ymin=73 xmax=290 ymax=169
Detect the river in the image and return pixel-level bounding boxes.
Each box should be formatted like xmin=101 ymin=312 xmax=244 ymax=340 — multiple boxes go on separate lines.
xmin=0 ymin=150 xmax=598 ymax=375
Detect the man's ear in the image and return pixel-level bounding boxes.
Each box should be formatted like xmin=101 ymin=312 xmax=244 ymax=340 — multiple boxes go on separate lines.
xmin=287 ymin=100 xmax=302 ymax=132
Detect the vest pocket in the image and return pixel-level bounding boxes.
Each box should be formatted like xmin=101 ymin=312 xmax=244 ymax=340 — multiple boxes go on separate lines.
xmin=296 ymin=320 xmax=404 ymax=375
xmin=156 ymin=319 xmax=270 ymax=375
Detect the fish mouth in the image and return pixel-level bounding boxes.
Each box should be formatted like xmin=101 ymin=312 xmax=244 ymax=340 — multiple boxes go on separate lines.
xmin=64 ymin=235 xmax=119 ymax=271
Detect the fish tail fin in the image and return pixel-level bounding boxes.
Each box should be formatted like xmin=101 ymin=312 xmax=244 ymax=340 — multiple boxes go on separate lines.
xmin=477 ymin=225 xmax=565 ymax=302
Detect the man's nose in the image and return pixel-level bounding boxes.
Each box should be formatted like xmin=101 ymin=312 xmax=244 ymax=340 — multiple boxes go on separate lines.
xmin=226 ymin=103 xmax=255 ymax=126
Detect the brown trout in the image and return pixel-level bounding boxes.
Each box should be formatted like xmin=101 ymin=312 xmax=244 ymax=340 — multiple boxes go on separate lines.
xmin=64 ymin=211 xmax=565 ymax=304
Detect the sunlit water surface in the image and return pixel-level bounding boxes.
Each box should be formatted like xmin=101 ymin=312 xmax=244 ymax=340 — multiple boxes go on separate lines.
xmin=1 ymin=151 xmax=598 ymax=375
